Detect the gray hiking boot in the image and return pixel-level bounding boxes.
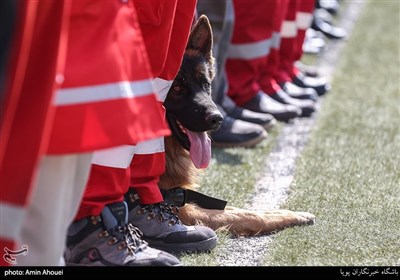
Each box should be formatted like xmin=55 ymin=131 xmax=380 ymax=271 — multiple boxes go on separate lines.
xmin=125 ymin=189 xmax=217 ymax=254
xmin=65 ymin=201 xmax=181 ymax=266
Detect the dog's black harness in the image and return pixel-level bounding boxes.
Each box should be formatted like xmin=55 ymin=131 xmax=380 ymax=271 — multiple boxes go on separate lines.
xmin=161 ymin=187 xmax=227 ymax=210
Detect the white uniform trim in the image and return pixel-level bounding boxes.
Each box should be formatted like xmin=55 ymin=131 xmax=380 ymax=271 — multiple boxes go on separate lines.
xmin=227 ymin=38 xmax=272 ymax=60
xmin=55 ymin=80 xmax=154 ymax=106
xmin=271 ymin=32 xmax=281 ymax=49
xmin=296 ymin=12 xmax=313 ymax=30
xmin=281 ymin=21 xmax=297 ymax=38
xmin=91 ymin=137 xmax=165 ymax=168
xmin=152 ymin=78 xmax=173 ymax=102
xmin=0 ymin=203 xmax=25 ymax=240
xmin=133 ymin=136 xmax=165 ymax=155
xmin=92 ymin=145 xmax=136 ymax=169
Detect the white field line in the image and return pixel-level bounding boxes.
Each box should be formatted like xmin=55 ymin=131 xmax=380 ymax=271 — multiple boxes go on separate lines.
xmin=216 ymin=1 xmax=365 ymax=266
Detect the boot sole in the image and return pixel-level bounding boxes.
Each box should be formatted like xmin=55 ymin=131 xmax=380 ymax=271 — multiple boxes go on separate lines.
xmin=212 ymin=130 xmax=267 ymax=148
xmin=261 ymin=118 xmax=277 ymax=131
xmin=146 ymin=235 xmax=218 ymax=255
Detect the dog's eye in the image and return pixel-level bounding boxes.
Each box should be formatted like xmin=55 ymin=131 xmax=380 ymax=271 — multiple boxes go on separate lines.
xmin=203 ymin=82 xmax=211 ymax=91
xmin=173 ymin=85 xmax=182 ymax=93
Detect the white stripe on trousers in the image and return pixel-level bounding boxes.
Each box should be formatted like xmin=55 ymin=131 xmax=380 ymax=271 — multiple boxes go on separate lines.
xmin=91 ymin=137 xmax=165 ymax=169
xmin=281 ymin=21 xmax=297 ymax=38
xmin=227 ymin=38 xmax=272 ymax=60
xmin=271 ymin=32 xmax=281 ymax=49
xmin=296 ymin=12 xmax=313 ymax=30
xmin=152 ymin=77 xmax=172 ymax=102
xmin=55 ymin=80 xmax=154 ymax=106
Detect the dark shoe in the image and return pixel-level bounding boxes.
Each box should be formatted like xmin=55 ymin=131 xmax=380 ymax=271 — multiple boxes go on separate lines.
xmin=295 ymin=61 xmax=320 ymax=78
xmin=316 ymin=0 xmax=340 ymax=15
xmin=279 ymin=81 xmax=319 ymax=102
xmin=269 ymin=90 xmax=316 ymax=118
xmin=227 ymin=106 xmax=276 ymax=131
xmin=314 ymin=8 xmax=334 ymax=24
xmin=302 ymin=38 xmax=323 ymax=54
xmin=292 ymin=73 xmax=331 ymax=96
xmin=211 ymin=115 xmax=267 ymax=148
xmin=65 ymin=202 xmax=180 ymax=266
xmin=125 ymin=190 xmax=217 ymax=254
xmin=311 ymin=16 xmax=347 ymax=40
xmin=303 ymin=29 xmax=325 ymax=54
xmin=241 ymin=91 xmax=301 ymax=122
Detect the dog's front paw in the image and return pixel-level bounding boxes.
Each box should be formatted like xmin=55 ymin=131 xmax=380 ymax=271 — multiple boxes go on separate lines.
xmin=294 ymin=211 xmax=316 ymax=225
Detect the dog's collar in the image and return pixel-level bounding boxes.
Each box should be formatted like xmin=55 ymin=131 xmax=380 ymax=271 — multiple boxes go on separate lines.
xmin=161 ymin=188 xmax=227 ymax=210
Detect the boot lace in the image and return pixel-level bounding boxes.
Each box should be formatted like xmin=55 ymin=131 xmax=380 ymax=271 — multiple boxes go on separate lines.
xmin=141 ymin=202 xmax=181 ymax=226
xmin=107 ymin=223 xmax=147 ymax=255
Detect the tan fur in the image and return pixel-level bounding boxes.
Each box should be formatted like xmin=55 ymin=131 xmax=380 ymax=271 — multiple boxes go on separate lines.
xmin=159 ymin=136 xmax=201 ymax=191
xmin=159 ymin=136 xmax=315 ymax=237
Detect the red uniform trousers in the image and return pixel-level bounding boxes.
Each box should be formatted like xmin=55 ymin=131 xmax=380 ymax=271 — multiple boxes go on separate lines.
xmin=259 ymin=0 xmax=289 ymax=94
xmin=226 ymin=0 xmax=288 ymax=105
xmin=75 ymin=0 xmax=197 ymax=219
xmin=276 ymin=0 xmax=315 ymax=82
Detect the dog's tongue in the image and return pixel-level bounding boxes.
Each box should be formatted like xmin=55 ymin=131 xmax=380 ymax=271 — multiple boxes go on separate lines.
xmin=186 ymin=130 xmax=211 ymax=169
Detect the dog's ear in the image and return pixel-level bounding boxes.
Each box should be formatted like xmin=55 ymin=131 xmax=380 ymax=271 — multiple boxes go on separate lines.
xmin=187 ymin=15 xmax=213 ymax=57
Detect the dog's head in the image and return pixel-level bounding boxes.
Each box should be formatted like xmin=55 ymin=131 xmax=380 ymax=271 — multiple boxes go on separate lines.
xmin=164 ymin=15 xmax=223 ymax=170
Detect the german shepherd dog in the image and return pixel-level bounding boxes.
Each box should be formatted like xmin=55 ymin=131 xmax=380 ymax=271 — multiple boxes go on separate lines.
xmin=161 ymin=15 xmax=315 ymax=236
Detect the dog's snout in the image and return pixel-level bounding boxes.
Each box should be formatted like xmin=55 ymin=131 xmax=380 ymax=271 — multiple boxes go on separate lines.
xmin=206 ymin=113 xmax=223 ymax=130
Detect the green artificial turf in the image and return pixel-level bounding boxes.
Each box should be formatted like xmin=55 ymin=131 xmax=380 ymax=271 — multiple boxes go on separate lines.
xmin=263 ymin=0 xmax=400 ymax=266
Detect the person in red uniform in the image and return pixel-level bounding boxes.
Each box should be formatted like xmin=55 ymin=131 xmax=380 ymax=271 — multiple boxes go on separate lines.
xmin=282 ymin=0 xmax=331 ymax=97
xmin=0 ymin=0 xmax=68 ymax=266
xmin=65 ymin=0 xmax=217 ymax=266
xmin=225 ymin=0 xmax=317 ymax=122
xmin=127 ymin=0 xmax=217 ymax=255
xmin=1 ymin=0 xmax=181 ymax=266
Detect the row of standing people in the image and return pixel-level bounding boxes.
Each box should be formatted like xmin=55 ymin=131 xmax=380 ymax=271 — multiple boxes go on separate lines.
xmin=207 ymin=0 xmax=333 ymax=148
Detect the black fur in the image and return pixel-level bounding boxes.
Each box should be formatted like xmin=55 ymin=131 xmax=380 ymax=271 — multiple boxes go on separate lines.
xmin=164 ymin=15 xmax=222 ymax=151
